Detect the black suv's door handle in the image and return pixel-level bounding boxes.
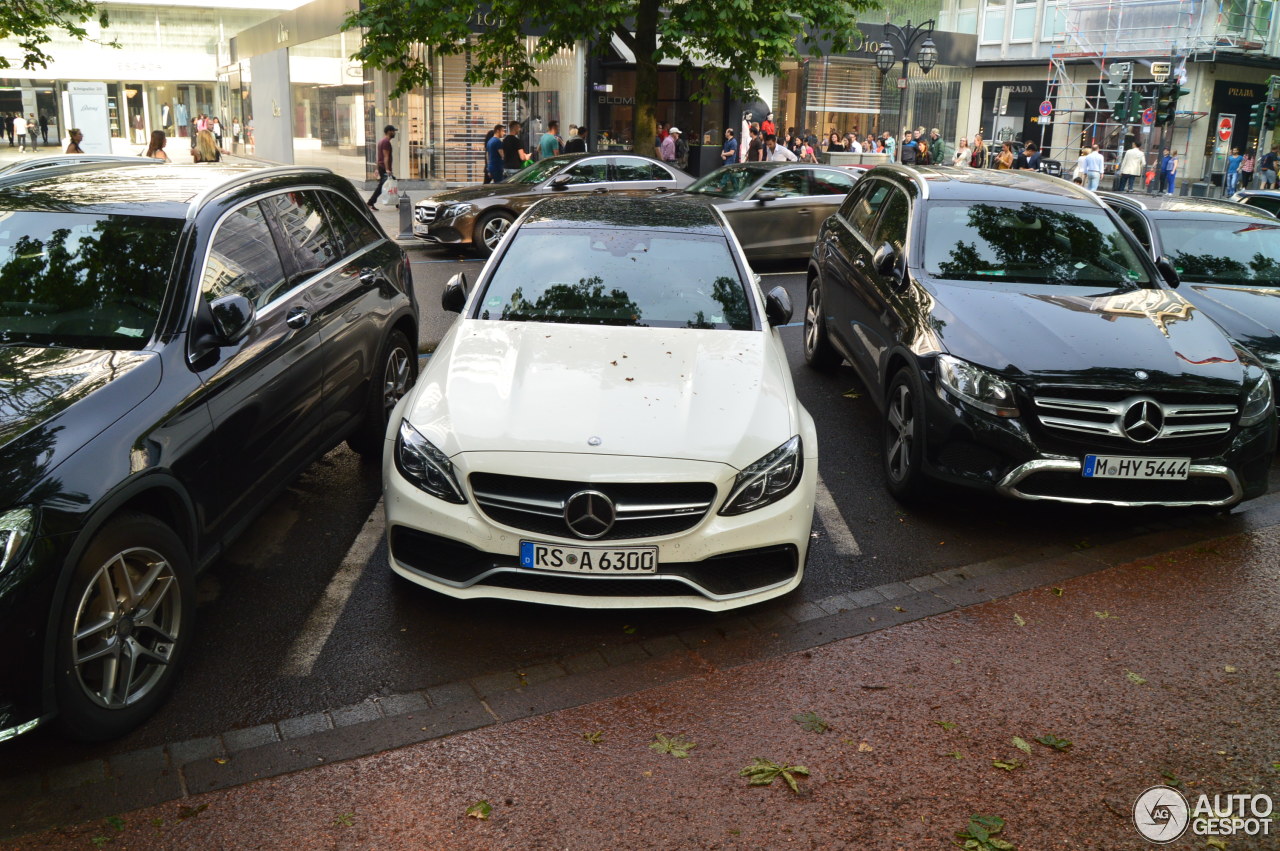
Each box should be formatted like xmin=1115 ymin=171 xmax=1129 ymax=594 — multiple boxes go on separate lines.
xmin=286 ymin=307 xmax=311 ymax=329
xmin=360 ymin=267 xmax=384 ymax=286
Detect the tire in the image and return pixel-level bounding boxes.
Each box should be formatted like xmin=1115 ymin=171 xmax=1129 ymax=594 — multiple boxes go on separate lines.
xmin=348 ymin=329 xmax=417 ymax=458
xmin=883 ymin=367 xmax=927 ymax=504
xmin=473 ymin=210 xmax=514 ymax=258
xmin=803 ymin=275 xmax=841 ymax=370
xmin=54 ymin=513 xmax=194 ymax=742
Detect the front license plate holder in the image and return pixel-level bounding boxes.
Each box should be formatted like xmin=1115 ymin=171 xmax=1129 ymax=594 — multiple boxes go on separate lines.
xmin=519 ymin=541 xmax=659 ymax=574
xmin=1082 ymin=455 xmax=1190 ymax=480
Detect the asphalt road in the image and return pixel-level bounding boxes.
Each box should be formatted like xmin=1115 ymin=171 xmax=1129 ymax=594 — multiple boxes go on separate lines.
xmin=4 ymin=250 xmax=1274 ymax=774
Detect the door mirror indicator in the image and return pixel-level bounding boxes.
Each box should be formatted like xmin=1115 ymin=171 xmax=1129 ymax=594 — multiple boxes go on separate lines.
xmin=442 ymin=273 xmax=468 ymax=312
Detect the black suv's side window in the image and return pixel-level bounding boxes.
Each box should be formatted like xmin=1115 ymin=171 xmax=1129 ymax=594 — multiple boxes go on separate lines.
xmin=871 ymin=189 xmax=910 ymax=253
xmin=839 ymin=180 xmax=892 ymax=238
xmin=320 ymin=191 xmax=381 ymax=257
xmin=1113 ymin=207 xmax=1151 ymax=252
xmin=260 ymin=191 xmax=342 ymax=282
xmin=201 ymin=202 xmax=290 ymax=309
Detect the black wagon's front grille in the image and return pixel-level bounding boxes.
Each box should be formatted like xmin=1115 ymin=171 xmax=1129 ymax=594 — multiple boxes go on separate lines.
xmin=468 ymin=473 xmax=718 ymax=541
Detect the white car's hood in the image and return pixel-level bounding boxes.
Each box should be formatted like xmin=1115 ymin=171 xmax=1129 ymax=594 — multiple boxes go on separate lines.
xmin=408 ymin=321 xmax=796 ymax=468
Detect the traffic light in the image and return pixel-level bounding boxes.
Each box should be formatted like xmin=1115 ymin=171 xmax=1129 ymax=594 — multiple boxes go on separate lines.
xmin=1266 ymin=102 xmax=1279 ymax=131
xmin=1251 ymin=100 xmax=1268 ymax=131
xmin=1158 ymin=83 xmax=1190 ymax=125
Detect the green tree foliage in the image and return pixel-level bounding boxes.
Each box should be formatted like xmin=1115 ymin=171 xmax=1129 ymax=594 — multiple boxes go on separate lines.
xmin=1 ymin=0 xmax=116 ymax=71
xmin=343 ymin=0 xmax=878 ymax=154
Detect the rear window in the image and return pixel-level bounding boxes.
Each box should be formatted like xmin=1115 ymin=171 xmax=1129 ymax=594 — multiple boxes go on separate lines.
xmin=1153 ymin=217 xmax=1280 ymax=286
xmin=475 ymin=227 xmax=754 ymax=330
xmin=922 ymin=201 xmax=1151 ymax=287
xmin=0 ymin=210 xmax=181 ymax=349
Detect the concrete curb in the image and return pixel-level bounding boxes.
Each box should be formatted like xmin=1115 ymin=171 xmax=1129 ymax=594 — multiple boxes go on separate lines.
xmin=4 ymin=494 xmax=1280 ymax=840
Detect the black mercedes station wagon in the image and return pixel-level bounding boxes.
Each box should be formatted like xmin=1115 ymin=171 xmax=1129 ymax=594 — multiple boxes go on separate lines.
xmin=804 ymin=165 xmax=1276 ymax=508
xmin=0 ymin=164 xmax=418 ymax=741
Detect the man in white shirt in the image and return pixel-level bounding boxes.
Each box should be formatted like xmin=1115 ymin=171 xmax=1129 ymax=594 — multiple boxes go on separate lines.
xmin=13 ymin=113 xmax=28 ymax=152
xmin=765 ymin=134 xmax=797 ymax=162
xmin=1082 ymin=145 xmax=1105 ymax=191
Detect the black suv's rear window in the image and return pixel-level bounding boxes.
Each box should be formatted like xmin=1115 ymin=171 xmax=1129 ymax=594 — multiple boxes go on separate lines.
xmin=923 ymin=201 xmax=1151 ymax=287
xmin=0 ymin=211 xmax=182 ymax=349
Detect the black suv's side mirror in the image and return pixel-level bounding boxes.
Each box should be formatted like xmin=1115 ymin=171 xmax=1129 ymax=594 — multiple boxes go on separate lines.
xmin=873 ymin=242 xmax=900 ymax=279
xmin=209 ymin=294 xmax=254 ymax=344
xmin=1155 ymin=255 xmax=1181 ymax=289
xmin=442 ymin=272 xmax=468 ymax=313
xmin=765 ymin=285 xmax=793 ymax=327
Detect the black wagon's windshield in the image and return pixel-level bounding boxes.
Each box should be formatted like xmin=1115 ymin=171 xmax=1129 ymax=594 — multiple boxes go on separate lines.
xmin=476 ymin=227 xmax=754 ymax=330
xmin=686 ymin=165 xmax=769 ymax=199
xmin=923 ymin=201 xmax=1151 ymax=287
xmin=0 ymin=210 xmax=182 ymax=349
xmin=1153 ymin=218 xmax=1280 ymax=286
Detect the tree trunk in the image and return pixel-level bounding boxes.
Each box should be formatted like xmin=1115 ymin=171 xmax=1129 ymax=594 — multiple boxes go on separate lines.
xmin=631 ymin=0 xmax=659 ymax=156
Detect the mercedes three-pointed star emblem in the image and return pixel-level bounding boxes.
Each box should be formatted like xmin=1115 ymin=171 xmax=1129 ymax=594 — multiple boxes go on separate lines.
xmin=1122 ymin=399 xmax=1164 ymax=443
xmin=564 ymin=490 xmax=616 ymax=539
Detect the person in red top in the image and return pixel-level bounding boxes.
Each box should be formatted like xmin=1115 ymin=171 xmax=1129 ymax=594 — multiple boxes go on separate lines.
xmin=367 ymin=124 xmax=397 ymax=211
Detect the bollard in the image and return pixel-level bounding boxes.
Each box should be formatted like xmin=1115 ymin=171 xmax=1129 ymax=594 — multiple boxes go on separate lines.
xmin=398 ymin=191 xmax=414 ymax=241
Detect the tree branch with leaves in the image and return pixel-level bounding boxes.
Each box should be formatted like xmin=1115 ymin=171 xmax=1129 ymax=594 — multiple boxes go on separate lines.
xmin=1 ymin=0 xmax=117 ymax=71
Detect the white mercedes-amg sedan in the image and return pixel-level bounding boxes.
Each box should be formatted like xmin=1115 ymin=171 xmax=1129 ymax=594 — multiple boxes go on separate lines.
xmin=383 ymin=195 xmax=817 ymax=610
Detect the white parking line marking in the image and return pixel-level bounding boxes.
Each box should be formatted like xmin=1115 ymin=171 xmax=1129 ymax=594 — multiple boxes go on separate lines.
xmin=280 ymin=499 xmax=386 ymax=677
xmin=815 ymin=474 xmax=861 ymax=556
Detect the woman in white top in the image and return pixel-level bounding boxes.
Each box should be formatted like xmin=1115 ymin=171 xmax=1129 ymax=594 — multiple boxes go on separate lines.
xmin=952 ymin=138 xmax=971 ymax=168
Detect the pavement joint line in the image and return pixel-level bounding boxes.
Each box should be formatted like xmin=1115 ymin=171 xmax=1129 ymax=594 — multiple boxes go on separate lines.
xmin=9 ymin=503 xmax=1280 ymax=838
xmin=814 ymin=473 xmax=862 ymax=556
xmin=279 ymin=498 xmax=385 ymax=678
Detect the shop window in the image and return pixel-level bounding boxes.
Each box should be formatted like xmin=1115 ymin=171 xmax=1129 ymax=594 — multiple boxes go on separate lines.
xmin=982 ymin=0 xmax=1007 ymax=42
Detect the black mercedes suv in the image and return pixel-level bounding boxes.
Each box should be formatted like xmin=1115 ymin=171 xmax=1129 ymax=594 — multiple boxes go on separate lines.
xmin=0 ymin=164 xmax=418 ymax=741
xmin=804 ymin=165 xmax=1275 ymax=507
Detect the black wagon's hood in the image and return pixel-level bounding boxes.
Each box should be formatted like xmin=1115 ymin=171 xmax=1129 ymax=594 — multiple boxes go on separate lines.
xmin=0 ymin=347 xmax=160 ymax=504
xmin=1179 ymin=283 xmax=1280 ymax=363
xmin=929 ymin=283 xmax=1247 ymax=391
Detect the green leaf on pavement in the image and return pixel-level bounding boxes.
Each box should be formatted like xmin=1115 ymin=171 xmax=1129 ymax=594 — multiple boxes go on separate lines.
xmin=465 ymin=800 xmax=492 ymax=820
xmin=1050 ymin=587 xmax=1065 ymax=596
xmin=334 ymin=812 xmax=355 ymax=828
xmin=948 ymin=750 xmax=966 ymax=760
xmin=792 ymin=711 xmax=829 ymax=733
xmin=106 ymin=816 xmax=125 ymax=832
xmin=176 ymin=804 xmax=208 ymax=822
xmin=1011 ymin=737 xmax=1033 ymax=755
xmin=581 ymin=730 xmax=603 ymax=745
xmin=651 ymin=733 xmax=696 ymax=758
xmin=934 ymin=720 xmax=958 ymax=732
xmin=954 ymin=814 xmax=1015 ymax=850
xmin=1094 ymin=611 xmax=1117 ymax=619
xmin=739 ymin=758 xmax=809 ymax=794
xmin=1206 ymin=839 xmax=1227 ymax=850
xmin=1160 ymin=770 xmax=1182 ymax=788
xmin=1224 ymin=665 xmax=1237 ymax=673
xmin=992 ymin=758 xmax=1021 ymax=771
xmin=1012 ymin=613 xmax=1027 ymax=627
xmin=1034 ymin=734 xmax=1073 ymax=751
xmin=622 ymin=625 xmax=637 ymax=634
xmin=1126 ymin=671 xmax=1148 ymax=685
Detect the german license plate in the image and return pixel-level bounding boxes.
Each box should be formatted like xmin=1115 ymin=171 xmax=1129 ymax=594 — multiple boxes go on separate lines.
xmin=519 ymin=541 xmax=658 ymax=574
xmin=1082 ymin=455 xmax=1189 ymax=480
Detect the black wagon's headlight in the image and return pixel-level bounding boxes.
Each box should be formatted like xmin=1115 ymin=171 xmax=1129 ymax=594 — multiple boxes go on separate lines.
xmin=720 ymin=436 xmax=803 ymax=516
xmin=935 ymin=354 xmax=1020 ymax=417
xmin=1238 ymin=357 xmax=1275 ymax=427
xmin=0 ymin=507 xmax=34 ymax=575
xmin=394 ymin=420 xmax=467 ymax=503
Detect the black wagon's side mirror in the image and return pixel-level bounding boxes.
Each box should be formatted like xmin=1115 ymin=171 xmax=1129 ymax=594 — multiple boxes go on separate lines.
xmin=442 ymin=273 xmax=468 ymax=312
xmin=765 ymin=285 xmax=793 ymax=327
xmin=1155 ymin=255 xmax=1181 ymax=289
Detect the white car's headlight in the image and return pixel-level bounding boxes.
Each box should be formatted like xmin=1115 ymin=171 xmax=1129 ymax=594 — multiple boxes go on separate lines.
xmin=1237 ymin=352 xmax=1274 ymax=427
xmin=394 ymin=420 xmax=467 ymax=503
xmin=0 ymin=507 xmax=33 ymax=575
xmin=720 ymin=436 xmax=803 ymax=516
xmin=935 ymin=354 xmax=1020 ymax=418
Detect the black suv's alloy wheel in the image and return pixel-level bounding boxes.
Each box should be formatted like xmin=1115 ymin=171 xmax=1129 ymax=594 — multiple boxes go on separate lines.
xmin=884 ymin=368 xmax=926 ymax=503
xmin=804 ymin=277 xmax=840 ymax=370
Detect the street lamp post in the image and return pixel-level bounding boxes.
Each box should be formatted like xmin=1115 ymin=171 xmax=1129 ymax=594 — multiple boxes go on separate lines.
xmin=875 ymin=20 xmax=938 ymax=156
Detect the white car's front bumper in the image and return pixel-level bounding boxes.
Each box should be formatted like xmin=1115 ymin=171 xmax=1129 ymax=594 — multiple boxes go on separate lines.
xmin=383 ymin=449 xmax=816 ymax=611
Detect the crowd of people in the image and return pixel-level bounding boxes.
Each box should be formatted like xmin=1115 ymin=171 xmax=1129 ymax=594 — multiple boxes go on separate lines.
xmin=1 ymin=112 xmax=51 ymax=152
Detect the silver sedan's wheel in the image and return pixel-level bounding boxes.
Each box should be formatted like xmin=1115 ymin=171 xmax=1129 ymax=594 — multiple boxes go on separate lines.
xmin=71 ymin=546 xmax=183 ymax=710
xmin=55 ymin=513 xmax=194 ymax=741
xmin=475 ymin=211 xmax=514 ymax=257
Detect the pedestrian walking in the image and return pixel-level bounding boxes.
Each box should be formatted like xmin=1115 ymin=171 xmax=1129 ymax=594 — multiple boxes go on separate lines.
xmin=1162 ymin=148 xmax=1179 ymax=195
xmin=746 ymin=126 xmax=764 ymax=162
xmin=882 ymin=131 xmax=896 ymax=162
xmin=503 ymin=120 xmax=530 ymax=171
xmin=13 ymin=113 xmax=28 ymax=152
xmin=1117 ymin=140 xmax=1145 ymax=192
xmin=671 ymin=127 xmax=689 ymax=170
xmin=1259 ymin=145 xmax=1279 ymax=189
xmin=211 ymin=117 xmax=223 ymax=148
xmin=995 ymin=141 xmax=1014 ymax=169
xmin=799 ymin=136 xmax=818 ymax=163
xmin=539 ymin=120 xmax=561 ymax=160
xmin=720 ymin=128 xmax=738 ymax=164
xmin=1225 ymin=147 xmax=1243 ymax=196
xmin=970 ymin=135 xmax=988 ymax=168
xmin=65 ymin=128 xmax=85 ymax=154
xmin=1081 ymin=145 xmax=1105 ymax=191
xmin=1240 ymin=148 xmax=1255 ymax=189
xmin=765 ymin=133 xmax=797 ymax=162
xmin=366 ymin=124 xmax=397 ymax=210
xmin=928 ymin=128 xmax=948 ymax=166
xmin=900 ymin=132 xmax=919 ymax=165
xmin=952 ymin=138 xmax=971 ymax=168
xmin=142 ymin=129 xmax=170 ymax=161
xmin=3 ymin=113 xmax=13 ymax=145
xmin=38 ymin=112 xmax=49 ymax=145
xmin=563 ymin=125 xmax=588 ymax=154
xmin=486 ymin=123 xmax=507 ymax=183
xmin=825 ymin=131 xmax=844 ymax=153
xmin=231 ymin=117 xmax=242 ymax=154
xmin=659 ymin=127 xmax=677 ymax=165
xmin=192 ymin=129 xmax=227 ymax=163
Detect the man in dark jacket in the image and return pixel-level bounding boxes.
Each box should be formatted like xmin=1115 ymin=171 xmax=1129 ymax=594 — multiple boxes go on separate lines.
xmin=563 ymin=125 xmax=588 ymax=154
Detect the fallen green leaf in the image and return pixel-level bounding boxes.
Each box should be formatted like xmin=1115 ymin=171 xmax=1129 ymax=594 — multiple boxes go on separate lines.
xmin=650 ymin=733 xmax=696 ymax=758
xmin=954 ymin=814 xmax=1015 ymax=850
xmin=842 ymin=388 xmax=861 ymax=399
xmin=992 ymin=758 xmax=1021 ymax=771
xmin=622 ymin=625 xmax=637 ymax=634
xmin=1126 ymin=671 xmax=1148 ymax=685
xmin=581 ymin=730 xmax=603 ymax=745
xmin=465 ymin=800 xmax=492 ymax=820
xmin=1012 ymin=737 xmax=1033 ymax=755
xmin=1094 ymin=611 xmax=1117 ymax=619
xmin=1034 ymin=733 xmax=1073 ymax=751
xmin=1074 ymin=539 xmax=1092 ymax=550
xmin=150 ymin=818 xmax=164 ymax=829
xmin=176 ymin=804 xmax=208 ymax=822
xmin=792 ymin=711 xmax=829 ymax=734
xmin=739 ymin=758 xmax=809 ymax=794
xmin=90 ymin=838 xmax=109 ymax=848
xmin=1161 ymin=769 xmax=1182 ymax=788
xmin=106 ymin=816 xmax=125 ymax=832
xmin=1224 ymin=665 xmax=1237 ymax=674
xmin=1206 ymin=838 xmax=1227 ymax=850
xmin=334 ymin=812 xmax=355 ymax=828
xmin=934 ymin=720 xmax=958 ymax=732
xmin=1013 ymin=613 xmax=1027 ymax=627
xmin=948 ymin=750 xmax=966 ymax=760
